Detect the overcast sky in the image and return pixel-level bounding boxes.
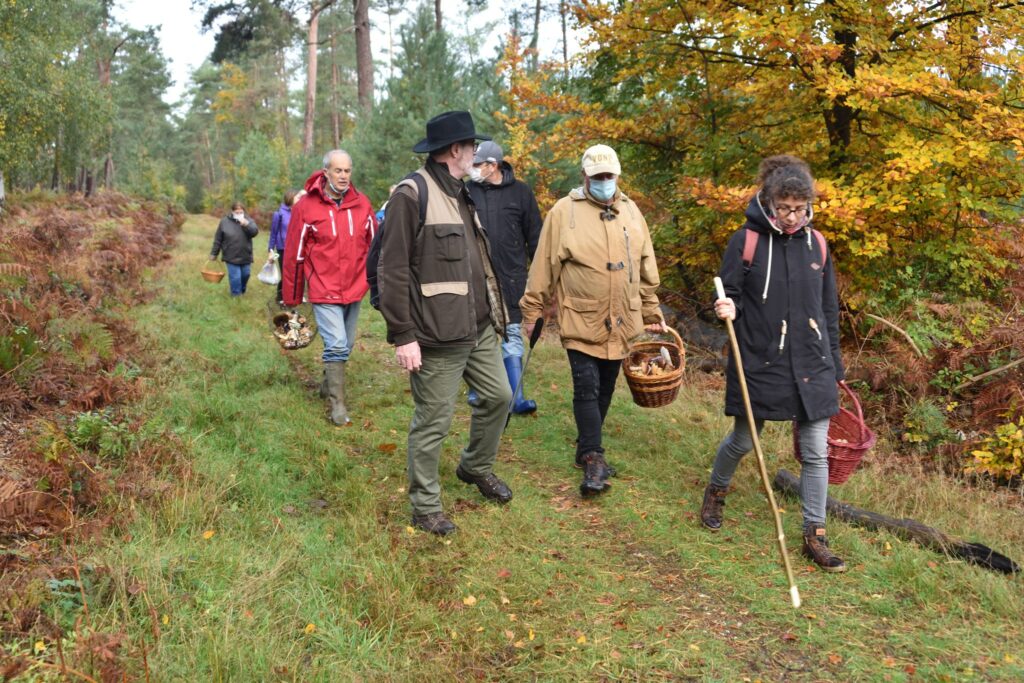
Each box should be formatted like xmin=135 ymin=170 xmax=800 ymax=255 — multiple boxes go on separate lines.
xmin=112 ymin=0 xmax=580 ymax=107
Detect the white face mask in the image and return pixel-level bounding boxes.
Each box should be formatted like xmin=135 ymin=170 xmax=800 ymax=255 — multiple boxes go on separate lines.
xmin=469 ymin=165 xmax=485 ymax=183
xmin=233 ymin=211 xmax=245 ymax=221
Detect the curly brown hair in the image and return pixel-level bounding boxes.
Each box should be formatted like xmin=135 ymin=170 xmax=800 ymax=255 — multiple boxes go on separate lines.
xmin=758 ymin=155 xmax=815 ymax=202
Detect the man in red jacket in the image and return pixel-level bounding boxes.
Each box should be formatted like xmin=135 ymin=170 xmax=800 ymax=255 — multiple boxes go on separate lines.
xmin=282 ymin=150 xmax=377 ymax=426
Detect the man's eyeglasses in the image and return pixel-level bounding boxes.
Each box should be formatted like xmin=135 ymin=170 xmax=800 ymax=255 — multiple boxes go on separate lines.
xmin=772 ymin=204 xmax=809 ymax=218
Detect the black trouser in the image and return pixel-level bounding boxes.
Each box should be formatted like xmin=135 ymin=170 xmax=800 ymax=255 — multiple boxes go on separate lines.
xmin=567 ymin=349 xmax=622 ymax=457
xmin=272 ymin=248 xmax=284 ymax=302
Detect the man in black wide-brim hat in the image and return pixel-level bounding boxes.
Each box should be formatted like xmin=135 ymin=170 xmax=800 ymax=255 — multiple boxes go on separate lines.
xmin=378 ymin=111 xmax=515 ymax=536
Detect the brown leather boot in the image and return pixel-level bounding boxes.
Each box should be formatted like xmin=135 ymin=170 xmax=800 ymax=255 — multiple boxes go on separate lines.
xmin=802 ymin=524 xmax=847 ymax=573
xmin=700 ymin=484 xmax=728 ymax=531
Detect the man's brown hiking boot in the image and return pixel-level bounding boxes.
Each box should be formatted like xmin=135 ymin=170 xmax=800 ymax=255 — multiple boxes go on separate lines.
xmin=455 ymin=466 xmax=513 ymax=504
xmin=411 ymin=512 xmax=457 ymax=536
xmin=700 ymin=484 xmax=728 ymax=531
xmin=802 ymin=524 xmax=847 ymax=573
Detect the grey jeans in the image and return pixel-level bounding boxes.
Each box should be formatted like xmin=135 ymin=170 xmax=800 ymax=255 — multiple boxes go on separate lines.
xmin=710 ymin=416 xmax=830 ymax=527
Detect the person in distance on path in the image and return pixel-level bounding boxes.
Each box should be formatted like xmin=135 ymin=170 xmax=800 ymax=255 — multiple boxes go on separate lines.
xmin=281 ymin=150 xmax=376 ymax=427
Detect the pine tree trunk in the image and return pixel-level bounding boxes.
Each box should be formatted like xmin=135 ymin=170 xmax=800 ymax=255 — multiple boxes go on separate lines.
xmin=52 ymin=127 xmax=63 ymax=191
xmin=330 ymin=33 xmax=341 ymax=147
xmin=434 ymin=0 xmax=442 ymax=31
xmin=304 ymin=2 xmax=330 ymax=155
xmin=530 ymin=0 xmax=541 ymax=70
xmin=353 ymin=0 xmax=373 ymax=113
xmin=561 ymin=1 xmax=569 ymax=78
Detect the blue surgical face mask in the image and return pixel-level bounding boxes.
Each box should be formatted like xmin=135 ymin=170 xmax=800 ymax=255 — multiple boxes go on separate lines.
xmin=588 ymin=178 xmax=616 ymax=202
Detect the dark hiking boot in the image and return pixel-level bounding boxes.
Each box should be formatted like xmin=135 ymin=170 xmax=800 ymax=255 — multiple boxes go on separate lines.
xmin=579 ymin=451 xmax=611 ymax=497
xmin=411 ymin=512 xmax=457 ymax=536
xmin=574 ymin=446 xmax=617 ymax=478
xmin=700 ymin=484 xmax=728 ymax=531
xmin=456 ymin=466 xmax=513 ymax=504
xmin=802 ymin=525 xmax=847 ymax=573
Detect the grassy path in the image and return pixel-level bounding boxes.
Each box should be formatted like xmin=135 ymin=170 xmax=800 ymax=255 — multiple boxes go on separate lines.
xmin=95 ymin=214 xmax=1024 ymax=680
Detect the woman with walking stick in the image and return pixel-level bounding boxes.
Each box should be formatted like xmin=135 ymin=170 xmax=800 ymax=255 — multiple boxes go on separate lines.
xmin=701 ymin=155 xmax=848 ymax=573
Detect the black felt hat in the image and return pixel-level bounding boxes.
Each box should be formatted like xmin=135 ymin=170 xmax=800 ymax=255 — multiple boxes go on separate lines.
xmin=413 ymin=110 xmax=492 ymax=154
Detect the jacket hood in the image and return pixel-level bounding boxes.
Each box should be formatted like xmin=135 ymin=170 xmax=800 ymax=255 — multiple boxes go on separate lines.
xmin=743 ymin=194 xmax=776 ymax=236
xmin=303 ymin=170 xmax=368 ymax=209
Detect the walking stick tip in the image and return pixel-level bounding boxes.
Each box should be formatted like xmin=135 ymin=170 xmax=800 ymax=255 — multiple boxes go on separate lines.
xmin=790 ymin=586 xmax=801 ymax=608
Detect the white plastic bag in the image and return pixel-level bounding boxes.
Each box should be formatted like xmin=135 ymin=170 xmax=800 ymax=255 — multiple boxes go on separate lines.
xmin=257 ymin=256 xmax=281 ymax=285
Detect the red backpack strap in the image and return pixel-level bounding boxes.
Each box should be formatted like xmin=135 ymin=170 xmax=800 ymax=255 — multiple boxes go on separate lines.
xmin=812 ymin=229 xmax=828 ymax=270
xmin=742 ymin=228 xmax=758 ymax=267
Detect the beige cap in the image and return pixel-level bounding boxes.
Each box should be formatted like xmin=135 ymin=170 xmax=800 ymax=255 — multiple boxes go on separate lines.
xmin=581 ymin=144 xmax=621 ymax=176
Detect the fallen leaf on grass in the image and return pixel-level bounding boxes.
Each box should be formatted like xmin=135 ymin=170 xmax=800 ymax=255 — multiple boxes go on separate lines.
xmin=405 ymin=526 xmax=416 ymax=535
xmin=202 ymin=530 xmax=215 ymax=540
xmin=504 ymin=630 xmax=515 ymax=640
xmin=528 ymin=629 xmax=535 ymax=641
xmin=500 ymin=595 xmax=510 ymax=605
xmin=378 ymin=443 xmax=398 ymax=453
xmin=610 ymin=650 xmax=622 ymax=660
xmin=304 ymin=623 xmax=316 ymax=634
xmin=281 ymin=504 xmax=297 ymax=516
xmin=1005 ymin=654 xmax=1019 ymax=664
xmin=781 ymin=632 xmax=798 ymax=642
xmin=161 ymin=614 xmax=169 ymax=625
xmin=882 ymin=656 xmax=897 ymax=667
xmin=33 ymin=641 xmax=45 ymax=654
xmin=904 ymin=664 xmax=916 ymax=675
xmin=462 ymin=595 xmax=478 ymax=607
xmin=496 ymin=568 xmax=511 ymax=579
xmin=828 ymin=654 xmax=843 ymax=665
xmin=513 ymin=640 xmax=524 ymax=648
xmin=576 ymin=634 xmax=587 ymax=644
xmin=689 ymin=644 xmax=701 ymax=652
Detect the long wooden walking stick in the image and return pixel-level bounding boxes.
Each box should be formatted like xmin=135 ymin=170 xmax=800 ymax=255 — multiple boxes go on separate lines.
xmin=715 ymin=277 xmax=801 ymax=608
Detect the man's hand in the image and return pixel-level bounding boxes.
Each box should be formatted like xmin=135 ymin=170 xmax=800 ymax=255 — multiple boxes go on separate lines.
xmin=714 ymin=297 xmax=736 ymax=321
xmin=523 ymin=320 xmax=538 ymax=342
xmin=396 ymin=341 xmax=422 ymax=373
xmin=645 ymin=320 xmax=669 ymax=334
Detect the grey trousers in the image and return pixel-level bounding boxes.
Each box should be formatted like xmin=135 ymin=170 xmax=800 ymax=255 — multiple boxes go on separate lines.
xmin=406 ymin=326 xmax=513 ymax=515
xmin=710 ymin=416 xmax=831 ymax=527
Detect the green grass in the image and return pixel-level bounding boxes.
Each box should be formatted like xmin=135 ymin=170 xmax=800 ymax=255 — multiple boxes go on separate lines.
xmin=73 ymin=215 xmax=1024 ymax=680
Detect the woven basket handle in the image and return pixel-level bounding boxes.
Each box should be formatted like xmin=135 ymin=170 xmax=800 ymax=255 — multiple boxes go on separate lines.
xmin=204 ymin=259 xmax=224 ymax=271
xmin=633 ymin=326 xmax=684 ymax=352
xmin=838 ymin=380 xmax=867 ymax=440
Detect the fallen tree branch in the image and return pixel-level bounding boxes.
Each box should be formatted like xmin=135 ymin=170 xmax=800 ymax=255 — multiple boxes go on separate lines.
xmin=863 ymin=312 xmax=924 ymax=357
xmin=954 ymin=356 xmax=1024 ymax=392
xmin=773 ymin=469 xmax=1019 ymax=574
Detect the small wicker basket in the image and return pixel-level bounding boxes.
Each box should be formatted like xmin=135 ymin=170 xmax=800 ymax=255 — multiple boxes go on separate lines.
xmin=201 ymin=260 xmax=225 ymax=283
xmin=794 ymin=381 xmax=876 ymax=484
xmin=622 ymin=327 xmax=686 ymax=408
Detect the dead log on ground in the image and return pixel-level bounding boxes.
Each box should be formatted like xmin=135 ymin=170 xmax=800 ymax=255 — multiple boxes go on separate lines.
xmin=773 ymin=469 xmax=1019 ymax=575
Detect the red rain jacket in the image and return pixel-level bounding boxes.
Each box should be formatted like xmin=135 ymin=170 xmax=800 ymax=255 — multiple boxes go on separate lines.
xmin=282 ymin=170 xmax=376 ymax=306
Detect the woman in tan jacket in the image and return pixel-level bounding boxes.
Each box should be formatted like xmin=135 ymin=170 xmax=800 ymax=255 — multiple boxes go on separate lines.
xmin=520 ymin=145 xmax=667 ymax=496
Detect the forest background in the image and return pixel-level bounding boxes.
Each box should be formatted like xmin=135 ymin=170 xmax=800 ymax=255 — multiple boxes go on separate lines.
xmin=3 ymin=0 xmax=1024 ymax=493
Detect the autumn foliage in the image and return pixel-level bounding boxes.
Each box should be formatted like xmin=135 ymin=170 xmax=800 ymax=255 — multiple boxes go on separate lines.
xmin=499 ymin=2 xmax=1024 ymax=476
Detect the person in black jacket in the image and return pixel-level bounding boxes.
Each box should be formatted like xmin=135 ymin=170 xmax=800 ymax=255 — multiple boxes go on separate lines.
xmin=701 ymin=155 xmax=848 ymax=573
xmin=210 ymin=202 xmax=259 ymax=296
xmin=466 ymin=141 xmax=543 ymax=414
